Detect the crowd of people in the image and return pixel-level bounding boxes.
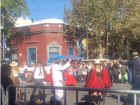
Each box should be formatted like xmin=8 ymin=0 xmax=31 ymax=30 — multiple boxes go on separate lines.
xmin=1 ymin=51 xmax=140 ymax=105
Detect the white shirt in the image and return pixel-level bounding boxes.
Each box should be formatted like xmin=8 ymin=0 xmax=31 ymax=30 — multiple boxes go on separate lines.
xmin=19 ymin=66 xmax=26 ymax=73
xmin=45 ymin=64 xmax=54 ymax=74
xmin=52 ymin=62 xmax=70 ymax=82
xmin=34 ymin=66 xmax=45 ymax=79
xmin=13 ymin=70 xmax=18 ymax=77
xmin=25 ymin=65 xmax=35 ymax=71
xmin=87 ymin=65 xmax=91 ymax=70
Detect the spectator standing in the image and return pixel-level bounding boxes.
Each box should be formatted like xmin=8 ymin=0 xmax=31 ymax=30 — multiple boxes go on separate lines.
xmin=1 ymin=64 xmax=16 ymax=105
xmin=102 ymin=61 xmax=109 ymax=69
xmin=126 ymin=66 xmax=132 ymax=84
xmin=109 ymin=61 xmax=114 ymax=82
xmin=74 ymin=69 xmax=77 ymax=81
xmin=112 ymin=60 xmax=119 ymax=83
xmin=121 ymin=61 xmax=126 ymax=79
xmin=77 ymin=66 xmax=82 ymax=82
xmin=81 ymin=64 xmax=87 ymax=82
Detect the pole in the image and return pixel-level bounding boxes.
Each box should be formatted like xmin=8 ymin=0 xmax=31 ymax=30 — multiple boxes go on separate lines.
xmin=127 ymin=35 xmax=129 ymax=59
xmin=3 ymin=32 xmax=5 ymax=60
xmin=86 ymin=23 xmax=88 ymax=60
xmin=86 ymin=0 xmax=89 ymax=60
xmin=2 ymin=13 xmax=5 ymax=60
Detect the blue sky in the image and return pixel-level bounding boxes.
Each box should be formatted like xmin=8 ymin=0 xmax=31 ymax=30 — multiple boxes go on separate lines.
xmin=26 ymin=0 xmax=70 ymax=21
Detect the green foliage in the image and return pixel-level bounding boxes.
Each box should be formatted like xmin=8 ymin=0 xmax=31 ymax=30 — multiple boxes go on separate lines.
xmin=64 ymin=0 xmax=140 ymax=59
xmin=1 ymin=0 xmax=30 ymax=35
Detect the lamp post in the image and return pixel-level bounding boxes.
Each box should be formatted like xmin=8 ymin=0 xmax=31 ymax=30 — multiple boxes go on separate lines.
xmin=127 ymin=33 xmax=129 ymax=59
xmin=86 ymin=0 xmax=89 ymax=60
xmin=1 ymin=13 xmax=5 ymax=60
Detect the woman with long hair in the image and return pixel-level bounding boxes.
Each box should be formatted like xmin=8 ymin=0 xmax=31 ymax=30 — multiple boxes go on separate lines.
xmin=85 ymin=61 xmax=112 ymax=105
xmin=10 ymin=61 xmax=23 ymax=100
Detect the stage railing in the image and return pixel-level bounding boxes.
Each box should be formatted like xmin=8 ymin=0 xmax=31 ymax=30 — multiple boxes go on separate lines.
xmin=5 ymin=84 xmax=140 ymax=105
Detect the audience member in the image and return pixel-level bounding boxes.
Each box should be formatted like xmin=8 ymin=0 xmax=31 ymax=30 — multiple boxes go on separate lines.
xmin=1 ymin=64 xmax=16 ymax=105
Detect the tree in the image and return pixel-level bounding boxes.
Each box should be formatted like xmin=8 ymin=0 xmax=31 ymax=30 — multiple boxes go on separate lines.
xmin=64 ymin=0 xmax=140 ymax=59
xmin=1 ymin=0 xmax=30 ymax=35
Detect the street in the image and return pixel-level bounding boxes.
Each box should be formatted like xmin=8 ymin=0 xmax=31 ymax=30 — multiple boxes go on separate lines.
xmin=16 ymin=82 xmax=131 ymax=105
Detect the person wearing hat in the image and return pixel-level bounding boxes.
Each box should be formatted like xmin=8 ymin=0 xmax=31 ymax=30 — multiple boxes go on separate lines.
xmin=30 ymin=59 xmax=47 ymax=103
xmin=10 ymin=61 xmax=23 ymax=100
xmin=85 ymin=61 xmax=112 ymax=104
xmin=119 ymin=52 xmax=140 ymax=85
xmin=50 ymin=58 xmax=71 ymax=104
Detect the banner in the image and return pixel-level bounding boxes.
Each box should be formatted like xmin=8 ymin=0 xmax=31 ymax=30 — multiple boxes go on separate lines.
xmin=3 ymin=38 xmax=6 ymax=49
xmin=81 ymin=39 xmax=85 ymax=49
xmin=84 ymin=39 xmax=86 ymax=49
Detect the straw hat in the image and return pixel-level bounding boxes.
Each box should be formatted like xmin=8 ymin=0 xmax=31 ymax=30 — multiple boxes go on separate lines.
xmin=10 ymin=61 xmax=18 ymax=66
xmin=37 ymin=59 xmax=43 ymax=63
xmin=94 ymin=61 xmax=101 ymax=65
xmin=133 ymin=52 xmax=139 ymax=55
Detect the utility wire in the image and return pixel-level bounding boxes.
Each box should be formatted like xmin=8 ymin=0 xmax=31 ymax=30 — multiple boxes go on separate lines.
xmin=30 ymin=9 xmax=64 ymax=12
xmin=27 ymin=0 xmax=69 ymax=4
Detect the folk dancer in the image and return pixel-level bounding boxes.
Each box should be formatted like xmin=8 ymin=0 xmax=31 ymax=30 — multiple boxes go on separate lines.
xmin=24 ymin=62 xmax=35 ymax=82
xmin=19 ymin=62 xmax=27 ymax=83
xmin=119 ymin=52 xmax=140 ymax=85
xmin=85 ymin=61 xmax=112 ymax=104
xmin=49 ymin=61 xmax=55 ymax=93
xmin=10 ymin=61 xmax=23 ymax=100
xmin=64 ymin=64 xmax=77 ymax=86
xmin=30 ymin=59 xmax=47 ymax=103
xmin=51 ymin=58 xmax=71 ymax=103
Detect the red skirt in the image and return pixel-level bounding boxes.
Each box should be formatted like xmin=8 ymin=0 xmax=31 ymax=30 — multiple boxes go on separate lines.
xmin=94 ymin=77 xmax=104 ymax=89
xmin=65 ymin=74 xmax=77 ymax=85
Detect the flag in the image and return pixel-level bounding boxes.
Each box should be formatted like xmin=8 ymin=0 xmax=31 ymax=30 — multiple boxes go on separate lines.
xmin=3 ymin=38 xmax=6 ymax=49
xmin=81 ymin=39 xmax=85 ymax=49
xmin=84 ymin=39 xmax=86 ymax=49
xmin=76 ymin=39 xmax=79 ymax=49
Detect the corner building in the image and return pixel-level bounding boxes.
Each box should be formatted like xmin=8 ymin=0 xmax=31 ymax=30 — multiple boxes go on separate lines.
xmin=10 ymin=18 xmax=78 ymax=66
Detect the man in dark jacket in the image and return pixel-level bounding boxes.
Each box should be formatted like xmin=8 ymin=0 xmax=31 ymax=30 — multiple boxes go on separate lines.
xmin=119 ymin=52 xmax=140 ymax=85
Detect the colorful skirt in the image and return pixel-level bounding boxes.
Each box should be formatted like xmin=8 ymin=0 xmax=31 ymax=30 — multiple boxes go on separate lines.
xmin=65 ymin=74 xmax=77 ymax=85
